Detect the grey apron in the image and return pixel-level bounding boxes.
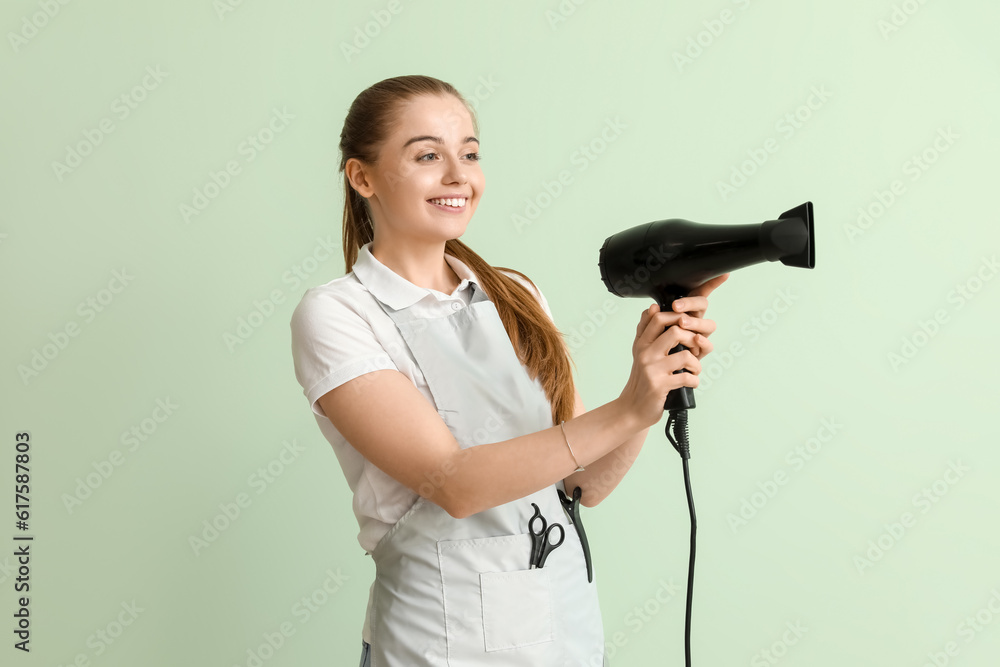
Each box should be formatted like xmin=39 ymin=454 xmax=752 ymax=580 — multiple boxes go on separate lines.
xmin=360 ymin=277 xmax=605 ymax=666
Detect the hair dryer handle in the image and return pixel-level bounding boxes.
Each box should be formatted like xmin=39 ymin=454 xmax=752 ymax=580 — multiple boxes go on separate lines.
xmin=665 ymin=340 xmax=697 ymax=412
xmin=655 ymin=292 xmax=697 ymax=413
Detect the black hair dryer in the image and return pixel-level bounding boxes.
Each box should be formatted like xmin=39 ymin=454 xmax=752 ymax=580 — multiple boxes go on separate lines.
xmin=598 ymin=201 xmax=814 ymax=667
xmin=598 ymin=201 xmax=815 ymax=415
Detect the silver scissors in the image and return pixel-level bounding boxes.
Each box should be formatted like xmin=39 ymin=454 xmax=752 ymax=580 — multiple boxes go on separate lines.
xmin=528 ymin=502 xmax=565 ymax=569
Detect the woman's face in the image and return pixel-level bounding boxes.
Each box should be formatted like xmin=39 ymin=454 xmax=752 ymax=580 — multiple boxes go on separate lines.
xmin=355 ymin=94 xmax=484 ymax=247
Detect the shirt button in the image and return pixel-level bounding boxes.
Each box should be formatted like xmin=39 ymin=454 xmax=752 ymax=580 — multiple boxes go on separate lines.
xmin=451 ymin=302 xmax=461 ymax=311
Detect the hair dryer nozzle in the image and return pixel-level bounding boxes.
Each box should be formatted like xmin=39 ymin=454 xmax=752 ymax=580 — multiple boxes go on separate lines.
xmin=774 ymin=201 xmax=814 ymax=269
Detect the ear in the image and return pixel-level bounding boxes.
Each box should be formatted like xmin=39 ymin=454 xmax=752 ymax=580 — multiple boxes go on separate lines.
xmin=345 ymin=158 xmax=375 ymax=198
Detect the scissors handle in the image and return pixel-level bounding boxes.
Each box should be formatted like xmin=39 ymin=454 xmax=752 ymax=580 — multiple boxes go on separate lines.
xmin=528 ymin=503 xmax=564 ymax=568
xmin=534 ymin=523 xmax=565 ymax=569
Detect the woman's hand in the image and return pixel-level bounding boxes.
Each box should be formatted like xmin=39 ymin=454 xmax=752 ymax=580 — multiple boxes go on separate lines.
xmin=616 ymin=273 xmax=730 ymax=429
xmin=668 ymin=272 xmax=729 ymax=359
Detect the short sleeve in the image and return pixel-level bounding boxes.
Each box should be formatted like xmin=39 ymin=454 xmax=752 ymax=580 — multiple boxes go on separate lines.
xmin=289 ymin=288 xmax=397 ymax=418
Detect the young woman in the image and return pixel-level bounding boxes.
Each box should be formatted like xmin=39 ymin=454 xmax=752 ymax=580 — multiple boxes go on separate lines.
xmin=290 ymin=75 xmax=727 ymax=666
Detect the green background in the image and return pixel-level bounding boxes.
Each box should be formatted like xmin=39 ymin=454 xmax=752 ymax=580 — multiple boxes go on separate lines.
xmin=3 ymin=1 xmax=999 ymax=665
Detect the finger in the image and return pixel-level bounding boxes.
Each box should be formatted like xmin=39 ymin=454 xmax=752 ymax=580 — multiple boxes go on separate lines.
xmin=636 ymin=303 xmax=661 ymax=343
xmin=647 ymin=322 xmax=700 ymax=359
xmin=687 ymin=273 xmax=730 ymax=299
xmin=664 ymin=349 xmax=701 ymax=377
xmin=672 ymin=296 xmax=707 ymax=314
xmin=675 ymin=315 xmax=717 ymax=337
xmin=643 ymin=310 xmax=687 ymax=347
xmin=692 ymin=334 xmax=714 ymax=359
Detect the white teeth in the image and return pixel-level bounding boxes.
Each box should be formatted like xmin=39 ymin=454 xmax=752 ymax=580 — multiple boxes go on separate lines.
xmin=430 ymin=198 xmax=466 ymax=207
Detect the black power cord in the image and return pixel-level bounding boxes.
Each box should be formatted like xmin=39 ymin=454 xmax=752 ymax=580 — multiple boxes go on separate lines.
xmin=665 ymin=409 xmax=696 ymax=667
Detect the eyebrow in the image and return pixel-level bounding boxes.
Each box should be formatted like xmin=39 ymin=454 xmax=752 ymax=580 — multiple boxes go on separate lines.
xmin=403 ymin=135 xmax=479 ymax=148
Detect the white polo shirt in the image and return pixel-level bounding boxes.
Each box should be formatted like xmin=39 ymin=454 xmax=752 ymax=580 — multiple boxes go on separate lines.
xmin=289 ymin=241 xmax=554 ymax=556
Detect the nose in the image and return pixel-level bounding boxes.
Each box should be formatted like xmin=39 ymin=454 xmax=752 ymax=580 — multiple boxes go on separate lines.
xmin=442 ymin=154 xmax=468 ymax=184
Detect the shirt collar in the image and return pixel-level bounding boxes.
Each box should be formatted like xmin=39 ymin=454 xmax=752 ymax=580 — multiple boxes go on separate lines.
xmin=352 ymin=241 xmax=480 ymax=311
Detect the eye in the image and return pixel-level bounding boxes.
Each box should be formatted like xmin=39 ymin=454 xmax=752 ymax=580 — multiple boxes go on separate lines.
xmin=465 ymin=152 xmax=482 ymax=161
xmin=417 ymin=152 xmax=438 ymax=161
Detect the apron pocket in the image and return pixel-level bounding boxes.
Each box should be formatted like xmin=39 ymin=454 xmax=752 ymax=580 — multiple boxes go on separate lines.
xmin=480 ymin=568 xmax=554 ymax=651
xmin=438 ymin=534 xmax=556 ymax=659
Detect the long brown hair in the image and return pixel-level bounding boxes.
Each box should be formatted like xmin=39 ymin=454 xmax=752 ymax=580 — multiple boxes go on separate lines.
xmin=338 ymin=75 xmax=577 ymax=426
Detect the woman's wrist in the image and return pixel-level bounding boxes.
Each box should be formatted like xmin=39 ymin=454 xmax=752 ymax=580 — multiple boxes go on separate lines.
xmin=606 ymin=395 xmax=647 ymax=437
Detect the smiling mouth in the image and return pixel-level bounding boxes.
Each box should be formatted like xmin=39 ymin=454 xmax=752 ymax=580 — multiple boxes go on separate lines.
xmin=428 ymin=197 xmax=468 ymax=208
